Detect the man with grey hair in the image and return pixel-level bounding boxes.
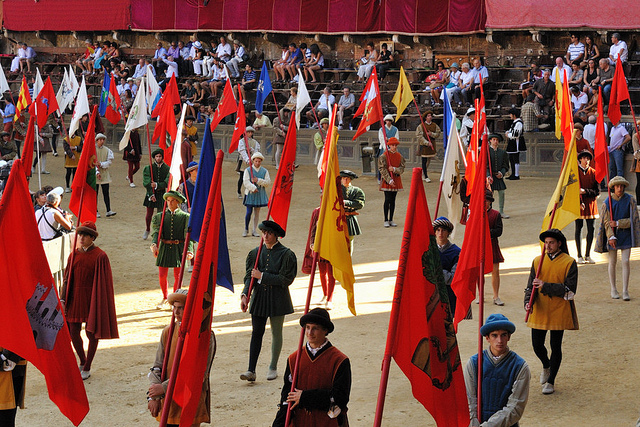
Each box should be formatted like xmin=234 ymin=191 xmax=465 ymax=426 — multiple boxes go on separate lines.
xmin=583 ymin=115 xmax=597 ymax=150
xmin=35 ymin=187 xmax=73 ymax=241
xmin=609 ymin=33 xmax=628 ymax=65
xmin=550 ymin=57 xmax=571 ymax=83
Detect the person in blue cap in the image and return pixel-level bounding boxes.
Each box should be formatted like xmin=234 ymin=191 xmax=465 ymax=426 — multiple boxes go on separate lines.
xmin=464 ymin=313 xmax=530 ymax=426
xmin=432 ymin=216 xmax=461 ymax=314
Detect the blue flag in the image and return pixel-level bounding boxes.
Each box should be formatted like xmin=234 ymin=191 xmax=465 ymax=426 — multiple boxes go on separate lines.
xmin=98 ymin=70 xmax=110 ymax=117
xmin=442 ymin=87 xmax=454 ymax=151
xmin=254 ymin=61 xmax=272 ymax=114
xmin=189 ymin=118 xmax=234 ymax=292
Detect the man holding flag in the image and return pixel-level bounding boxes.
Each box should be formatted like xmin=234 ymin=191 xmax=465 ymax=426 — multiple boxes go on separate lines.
xmin=240 ymin=220 xmax=297 ymax=383
xmin=147 ymin=288 xmax=215 ymax=425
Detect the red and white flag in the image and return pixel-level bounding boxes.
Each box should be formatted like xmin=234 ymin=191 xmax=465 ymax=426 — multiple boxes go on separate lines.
xmin=352 ymin=68 xmax=383 ymax=140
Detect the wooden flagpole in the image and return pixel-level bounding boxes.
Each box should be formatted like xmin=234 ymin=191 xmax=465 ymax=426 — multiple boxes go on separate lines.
xmin=373 ymin=168 xmax=421 ymax=426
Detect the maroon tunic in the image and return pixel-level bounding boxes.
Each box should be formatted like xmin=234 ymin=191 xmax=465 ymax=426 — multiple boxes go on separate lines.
xmin=578 ymin=165 xmax=599 ymax=219
xmin=65 ymin=246 xmax=119 ymax=339
xmin=487 ymin=208 xmax=504 ymax=263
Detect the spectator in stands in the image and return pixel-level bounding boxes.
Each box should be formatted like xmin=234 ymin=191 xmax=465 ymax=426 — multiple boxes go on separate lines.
xmin=469 ymin=58 xmax=488 ymax=103
xmin=214 ymin=36 xmax=232 ymax=63
xmin=203 ymin=59 xmax=227 ymax=99
xmin=129 ymin=78 xmax=138 ymax=97
xmin=93 ymin=42 xmax=108 ymax=73
xmin=572 ymin=86 xmax=589 ymax=124
xmin=297 ymin=43 xmax=311 ymax=73
xmin=456 ymin=62 xmax=473 ymax=107
xmin=285 ymin=43 xmax=304 ymax=82
xmin=532 ymin=69 xmax=554 ymax=122
xmin=598 ymin=58 xmax=614 ymax=104
xmin=227 ymin=40 xmax=246 ymax=78
xmin=191 ymin=41 xmax=205 ymax=76
xmin=194 ymin=82 xmax=207 ymax=107
xmin=426 ymin=61 xmax=449 ymax=106
xmin=107 ymin=42 xmax=121 ymax=64
xmin=253 ymin=111 xmax=272 ymax=130
xmin=177 ymin=40 xmax=191 ymax=76
xmin=609 ymin=33 xmax=628 ymax=65
xmin=583 ymin=115 xmax=597 ymax=149
xmin=306 ymin=86 xmax=335 ymax=127
xmin=114 ymin=61 xmax=131 ymax=81
xmin=182 ymin=80 xmax=197 ymax=118
xmin=581 ymin=35 xmax=600 ymax=68
xmin=167 ymin=41 xmax=180 ymax=64
xmin=337 ymin=87 xmax=355 ymax=130
xmin=11 ymin=42 xmax=36 ymax=73
xmin=521 ymin=62 xmax=543 ymax=101
xmin=566 ymin=34 xmax=585 ymax=66
xmin=116 ymin=78 xmax=128 ymax=96
xmin=273 ymin=44 xmax=291 ymax=82
xmin=375 ymin=43 xmax=393 ymax=80
xmin=203 ymin=47 xmax=217 ymax=79
xmin=521 ymin=99 xmax=543 ymax=132
xmin=74 ymin=39 xmax=94 ymax=75
xmin=550 ymin=57 xmax=571 ymax=83
xmin=152 ymin=42 xmax=168 ymax=76
xmin=2 ymin=97 xmax=15 ymax=134
xmin=303 ymin=44 xmax=324 ymax=83
xmin=357 ymin=43 xmax=379 ymax=82
xmin=568 ymin=63 xmax=584 ymax=89
xmin=444 ymin=63 xmax=461 ymax=102
xmin=145 ymin=59 xmax=156 ymax=77
xmin=160 ymin=55 xmax=179 ymax=89
xmin=121 ymin=89 xmax=134 ymax=117
xmin=239 ymin=64 xmax=256 ymax=102
xmin=133 ymin=58 xmax=146 ymax=79
xmin=609 ymin=122 xmax=630 ymax=178
xmin=583 ymin=58 xmax=600 ymax=95
xmin=197 ymin=105 xmax=207 ymax=123
xmin=284 ymin=86 xmax=297 ymax=110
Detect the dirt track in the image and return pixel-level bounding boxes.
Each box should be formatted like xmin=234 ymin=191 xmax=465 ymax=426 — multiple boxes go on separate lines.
xmin=18 ymin=144 xmax=640 ymax=426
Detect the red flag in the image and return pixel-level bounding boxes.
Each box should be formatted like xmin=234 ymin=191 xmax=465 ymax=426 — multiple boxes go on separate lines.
xmin=152 ymin=74 xmax=180 ymax=119
xmin=171 ymin=150 xmax=223 ymax=426
xmin=229 ymin=85 xmax=245 ymax=153
xmin=68 ymin=106 xmax=98 ymax=223
xmin=465 ymin=94 xmax=486 ymax=196
xmin=210 ymin=78 xmax=236 ymax=131
xmin=451 ymin=138 xmax=493 ymax=329
xmin=152 ymin=75 xmax=180 ymax=166
xmin=352 ymin=67 xmax=383 ymax=140
xmin=19 ymin=116 xmax=36 ymax=178
xmin=608 ymin=56 xmax=630 ymax=126
xmin=29 ymin=78 xmax=60 ymax=129
xmin=0 ymin=160 xmax=89 ymax=426
xmin=560 ymin=70 xmax=574 ymax=151
xmin=268 ymin=122 xmax=297 ymax=231
xmin=105 ymin=75 xmax=122 ymax=125
xmin=14 ymin=76 xmax=31 ymax=122
xmin=389 ymin=168 xmax=469 ymax=426
xmin=594 ymin=87 xmax=609 ymax=183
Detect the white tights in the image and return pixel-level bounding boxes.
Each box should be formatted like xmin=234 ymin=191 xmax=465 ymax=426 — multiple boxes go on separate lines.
xmin=608 ymin=249 xmax=631 ymax=294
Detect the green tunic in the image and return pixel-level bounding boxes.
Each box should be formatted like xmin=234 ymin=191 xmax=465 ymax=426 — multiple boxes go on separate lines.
xmin=242 ymin=242 xmax=297 ymax=318
xmin=488 ymin=146 xmax=509 ymax=191
xmin=343 ymin=184 xmax=365 ymax=236
xmin=151 ymin=208 xmax=194 ymax=268
xmin=143 ymin=162 xmax=170 ymax=209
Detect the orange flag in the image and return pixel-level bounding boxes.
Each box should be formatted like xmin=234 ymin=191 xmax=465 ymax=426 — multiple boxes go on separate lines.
xmin=560 ymin=70 xmax=574 ymax=151
xmin=389 ymin=168 xmax=469 ymax=426
xmin=14 ymin=76 xmax=31 ymax=122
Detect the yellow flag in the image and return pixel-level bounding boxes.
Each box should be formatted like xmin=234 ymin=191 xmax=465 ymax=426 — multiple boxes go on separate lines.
xmin=391 ymin=66 xmax=414 ymax=121
xmin=554 ymin=69 xmax=563 ymax=140
xmin=313 ymin=107 xmax=356 ymax=315
xmin=541 ymin=130 xmax=581 ymax=232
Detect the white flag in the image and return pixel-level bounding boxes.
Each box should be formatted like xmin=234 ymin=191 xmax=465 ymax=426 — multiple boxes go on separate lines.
xmin=33 ymin=68 xmax=44 ymax=98
xmin=146 ymin=66 xmax=161 ymax=115
xmin=439 ymin=89 xmax=463 ymax=238
xmin=295 ymin=69 xmax=311 ymax=129
xmin=68 ymin=76 xmax=90 ymax=137
xmin=0 ymin=66 xmax=10 ymax=94
xmin=168 ymin=104 xmax=188 ymax=191
xmin=56 ymin=68 xmax=75 ymax=114
xmin=119 ymin=79 xmax=148 ymax=150
xmin=68 ymin=65 xmax=79 ymax=96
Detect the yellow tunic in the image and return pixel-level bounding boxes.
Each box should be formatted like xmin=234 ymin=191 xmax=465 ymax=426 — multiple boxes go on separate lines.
xmin=527 ymin=253 xmax=579 ymax=331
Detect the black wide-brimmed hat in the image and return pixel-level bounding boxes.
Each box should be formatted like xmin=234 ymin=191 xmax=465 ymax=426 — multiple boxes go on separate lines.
xmin=488 ymin=133 xmax=503 ymax=142
xmin=258 ymin=220 xmax=285 ymax=238
xmin=151 ymin=148 xmax=164 ymax=158
xmin=300 ymin=307 xmax=334 ymax=334
xmin=539 ymin=228 xmax=566 ymax=243
xmin=339 ymin=170 xmax=358 ymax=179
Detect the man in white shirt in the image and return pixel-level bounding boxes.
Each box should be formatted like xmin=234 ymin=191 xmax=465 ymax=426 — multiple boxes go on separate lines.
xmin=11 ymin=42 xmax=36 ymax=73
xmin=133 ymin=59 xmax=146 ymax=79
xmin=457 ymin=63 xmax=474 ymax=106
xmin=609 ymin=122 xmax=630 ymax=178
xmin=570 ymin=86 xmax=588 ymax=113
xmin=152 ymin=42 xmax=168 ymax=76
xmin=609 ymin=33 xmax=628 ymax=65
xmin=214 ymin=36 xmax=232 ymax=63
xmin=565 ymin=34 xmax=585 ymax=66
xmin=582 ymin=115 xmax=597 ymax=149
xmin=306 ymin=86 xmax=335 ymax=126
xmin=469 ymin=58 xmax=488 ymax=104
xmin=550 ymin=57 xmax=572 ymax=83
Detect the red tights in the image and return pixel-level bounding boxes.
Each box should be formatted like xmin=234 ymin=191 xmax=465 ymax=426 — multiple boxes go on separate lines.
xmin=319 ymin=261 xmax=335 ymax=301
xmin=158 ymin=267 xmax=181 ymax=298
xmin=68 ymin=322 xmax=99 ymax=371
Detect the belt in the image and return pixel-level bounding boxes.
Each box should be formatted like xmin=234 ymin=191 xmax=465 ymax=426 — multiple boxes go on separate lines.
xmin=161 ymin=239 xmax=184 ymax=245
xmin=345 ymin=211 xmax=359 ymax=216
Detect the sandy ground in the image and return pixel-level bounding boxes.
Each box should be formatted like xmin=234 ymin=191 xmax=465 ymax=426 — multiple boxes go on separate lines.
xmin=17 ymin=143 xmax=640 ymax=426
